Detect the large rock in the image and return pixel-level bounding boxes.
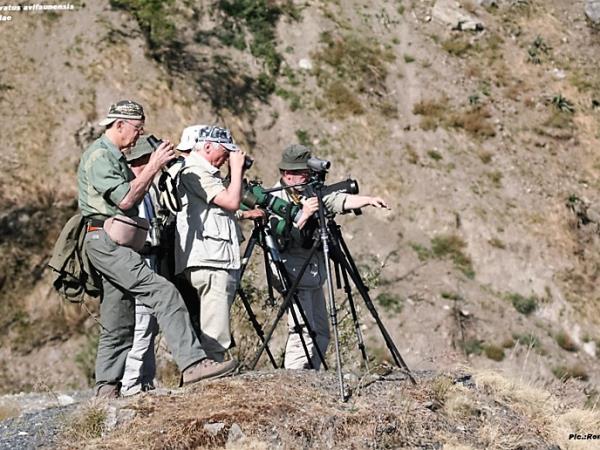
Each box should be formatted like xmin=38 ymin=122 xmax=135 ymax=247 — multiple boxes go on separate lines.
xmin=585 ymin=0 xmax=600 ymax=26
xmin=432 ymin=0 xmax=484 ymax=31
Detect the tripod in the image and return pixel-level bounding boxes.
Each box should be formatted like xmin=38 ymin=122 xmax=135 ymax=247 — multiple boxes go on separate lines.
xmin=247 ymin=179 xmax=415 ymax=400
xmin=236 ymin=219 xmax=328 ymax=370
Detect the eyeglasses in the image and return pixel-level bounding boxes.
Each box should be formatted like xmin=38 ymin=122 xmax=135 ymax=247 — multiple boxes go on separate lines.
xmin=121 ymin=120 xmax=144 ymax=132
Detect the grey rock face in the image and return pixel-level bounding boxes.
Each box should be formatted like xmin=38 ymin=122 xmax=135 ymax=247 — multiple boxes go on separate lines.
xmin=585 ymin=0 xmax=600 ymax=25
xmin=432 ymin=0 xmax=484 ymax=31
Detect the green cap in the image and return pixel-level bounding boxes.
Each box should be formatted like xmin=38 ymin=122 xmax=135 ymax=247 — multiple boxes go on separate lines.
xmin=126 ymin=136 xmax=153 ymax=162
xmin=279 ymin=144 xmax=312 ymax=170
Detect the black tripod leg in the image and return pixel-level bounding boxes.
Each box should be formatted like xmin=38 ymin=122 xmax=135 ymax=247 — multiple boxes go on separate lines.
xmin=235 ymin=225 xmax=278 ymax=368
xmin=248 ymin=243 xmax=321 ymax=370
xmin=338 ymin=263 xmax=370 ymax=371
xmin=237 ymin=287 xmax=278 ymax=368
xmin=260 ymin=239 xmax=277 ymax=307
xmin=333 ymin=224 xmax=416 ymax=385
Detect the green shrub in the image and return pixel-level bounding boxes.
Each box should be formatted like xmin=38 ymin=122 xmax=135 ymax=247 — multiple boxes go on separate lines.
xmin=441 ymin=291 xmax=462 ymax=301
xmin=461 ymin=339 xmax=483 ymax=356
xmin=313 ymin=32 xmax=395 ymax=116
xmin=410 ymin=242 xmax=432 ymax=261
xmin=322 ymin=80 xmax=364 ymax=117
xmin=527 ymin=36 xmax=550 ymax=65
xmin=431 ymin=234 xmax=475 ymax=278
xmin=295 ymin=129 xmax=311 ymax=146
xmin=556 ymin=331 xmax=578 ymax=352
xmin=442 ymin=37 xmax=472 ymax=56
xmin=110 ymin=0 xmax=176 ymax=51
xmin=552 ymin=364 xmax=588 ymax=382
xmin=501 ymin=337 xmax=515 ymax=348
xmin=427 ymin=150 xmax=443 ymax=161
xmin=484 ymin=344 xmax=505 ymax=361
xmin=488 ymin=237 xmax=506 ymax=249
xmin=508 ymin=293 xmax=537 ymax=315
xmin=376 ymin=292 xmax=404 ymax=314
xmin=513 ymin=333 xmax=540 ymax=349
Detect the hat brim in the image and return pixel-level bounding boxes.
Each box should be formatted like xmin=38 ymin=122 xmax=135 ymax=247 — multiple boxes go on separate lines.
xmin=279 ymin=161 xmax=309 ymax=170
xmin=99 ymin=117 xmax=117 ymax=127
xmin=221 ymin=143 xmax=239 ymax=152
xmin=176 ymin=142 xmax=194 ymax=151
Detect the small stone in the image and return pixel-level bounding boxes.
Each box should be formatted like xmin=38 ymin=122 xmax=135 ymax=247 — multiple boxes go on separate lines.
xmin=227 ymin=423 xmax=246 ymax=445
xmin=57 ymin=395 xmax=75 ymax=406
xmin=552 ymin=68 xmax=566 ymax=80
xmin=204 ymin=422 xmax=226 ymax=435
xmin=298 ymin=58 xmax=312 ymax=70
xmin=343 ymin=372 xmax=359 ymax=383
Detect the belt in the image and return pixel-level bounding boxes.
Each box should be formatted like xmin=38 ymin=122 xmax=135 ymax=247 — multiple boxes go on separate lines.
xmin=87 ymin=218 xmax=106 ymax=227
xmin=86 ymin=217 xmax=107 ymax=233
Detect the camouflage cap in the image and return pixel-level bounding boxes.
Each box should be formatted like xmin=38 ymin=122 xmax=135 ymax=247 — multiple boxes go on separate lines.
xmin=197 ymin=125 xmax=239 ymax=151
xmin=125 ymin=136 xmax=153 ymax=162
xmin=99 ymin=100 xmax=145 ymax=127
xmin=279 ymin=144 xmax=312 ymax=170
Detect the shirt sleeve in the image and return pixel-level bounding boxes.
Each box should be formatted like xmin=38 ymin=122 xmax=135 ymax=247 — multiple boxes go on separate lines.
xmin=180 ymin=166 xmax=225 ymax=204
xmin=87 ymin=149 xmax=131 ymax=207
xmin=323 ymin=191 xmax=349 ymax=214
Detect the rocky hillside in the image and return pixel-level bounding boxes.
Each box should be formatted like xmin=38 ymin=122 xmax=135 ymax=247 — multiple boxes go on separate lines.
xmin=1 ymin=0 xmax=600 ymax=431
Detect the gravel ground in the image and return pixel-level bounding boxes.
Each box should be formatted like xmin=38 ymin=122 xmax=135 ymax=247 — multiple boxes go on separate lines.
xmin=0 ymin=405 xmax=75 ymax=450
xmin=0 ymin=391 xmax=93 ymax=449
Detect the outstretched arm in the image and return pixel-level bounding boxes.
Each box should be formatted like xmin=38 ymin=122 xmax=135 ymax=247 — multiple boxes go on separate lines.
xmin=343 ymin=195 xmax=390 ymax=211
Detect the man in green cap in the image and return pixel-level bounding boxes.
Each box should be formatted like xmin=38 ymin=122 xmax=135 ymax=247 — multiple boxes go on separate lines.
xmin=270 ymin=144 xmax=389 ymax=370
xmin=78 ymin=101 xmax=237 ymax=398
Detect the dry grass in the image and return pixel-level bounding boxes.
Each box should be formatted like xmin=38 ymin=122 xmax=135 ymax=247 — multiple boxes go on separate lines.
xmin=54 ymin=369 xmax=598 ymax=449
xmin=449 ymin=107 xmax=496 ymax=139
xmin=63 ymin=402 xmax=107 ymax=441
xmin=474 ymin=370 xmax=557 ymax=426
xmin=412 ymin=98 xmax=495 ymax=139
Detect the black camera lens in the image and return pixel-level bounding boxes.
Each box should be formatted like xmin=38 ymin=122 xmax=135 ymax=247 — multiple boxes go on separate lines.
xmin=146 ymin=134 xmax=163 ymax=150
xmin=307 ymin=157 xmax=331 ymax=172
xmin=244 ymin=156 xmax=254 ymax=171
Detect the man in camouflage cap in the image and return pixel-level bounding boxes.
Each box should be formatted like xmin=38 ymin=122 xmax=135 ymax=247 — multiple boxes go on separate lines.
xmin=78 ymin=101 xmax=236 ymax=398
xmin=270 ymin=144 xmax=389 ymax=370
xmin=174 ymin=125 xmax=262 ymax=363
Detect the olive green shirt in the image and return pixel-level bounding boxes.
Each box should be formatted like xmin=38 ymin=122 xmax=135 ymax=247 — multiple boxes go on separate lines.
xmin=77 ymin=135 xmax=135 ymax=218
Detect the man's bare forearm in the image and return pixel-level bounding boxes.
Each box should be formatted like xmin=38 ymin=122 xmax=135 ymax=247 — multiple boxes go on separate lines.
xmin=118 ymin=164 xmax=159 ymax=210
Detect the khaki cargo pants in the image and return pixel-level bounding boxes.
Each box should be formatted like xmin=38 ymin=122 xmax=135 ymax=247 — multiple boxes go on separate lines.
xmin=185 ymin=267 xmax=239 ymax=362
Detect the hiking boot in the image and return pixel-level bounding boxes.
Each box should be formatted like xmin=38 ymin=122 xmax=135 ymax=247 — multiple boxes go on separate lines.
xmin=96 ymin=383 xmax=119 ymax=399
xmin=182 ymin=358 xmax=238 ymax=385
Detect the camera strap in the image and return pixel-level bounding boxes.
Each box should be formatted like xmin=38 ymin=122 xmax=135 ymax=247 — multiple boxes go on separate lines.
xmin=158 ymin=161 xmax=185 ymax=213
